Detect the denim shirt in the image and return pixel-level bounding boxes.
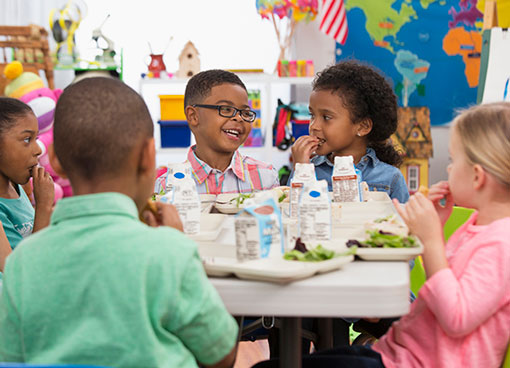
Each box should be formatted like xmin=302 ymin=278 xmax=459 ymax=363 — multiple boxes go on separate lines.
xmin=294 ymin=148 xmax=410 ymax=203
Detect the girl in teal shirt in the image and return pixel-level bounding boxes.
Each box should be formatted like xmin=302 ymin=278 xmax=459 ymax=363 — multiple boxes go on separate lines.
xmin=0 ymin=97 xmax=54 ymax=264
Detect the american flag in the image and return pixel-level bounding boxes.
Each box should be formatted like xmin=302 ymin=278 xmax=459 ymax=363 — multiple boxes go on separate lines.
xmin=319 ymin=0 xmax=348 ymax=45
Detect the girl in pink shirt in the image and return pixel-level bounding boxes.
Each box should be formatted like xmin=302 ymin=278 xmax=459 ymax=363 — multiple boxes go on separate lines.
xmin=256 ymin=102 xmax=510 ymax=368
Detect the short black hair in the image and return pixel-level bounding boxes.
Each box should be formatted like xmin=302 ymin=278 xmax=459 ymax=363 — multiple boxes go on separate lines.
xmin=313 ymin=60 xmax=402 ymax=167
xmin=184 ymin=69 xmax=247 ymax=108
xmin=53 ymin=77 xmax=153 ymax=180
xmin=0 ymin=97 xmax=34 ymax=137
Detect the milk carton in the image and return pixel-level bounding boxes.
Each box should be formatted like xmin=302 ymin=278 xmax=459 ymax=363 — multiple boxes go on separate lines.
xmin=298 ymin=180 xmax=331 ymax=241
xmin=160 ymin=174 xmax=200 ymax=235
xmin=164 ymin=162 xmax=193 ymax=195
xmin=235 ymin=198 xmax=284 ymax=262
xmin=332 ymin=156 xmax=362 ymax=202
xmin=290 ymin=163 xmax=316 ymax=218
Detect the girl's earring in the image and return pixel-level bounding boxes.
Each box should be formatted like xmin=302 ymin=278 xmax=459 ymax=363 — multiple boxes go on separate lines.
xmin=357 ymin=132 xmax=362 ymax=137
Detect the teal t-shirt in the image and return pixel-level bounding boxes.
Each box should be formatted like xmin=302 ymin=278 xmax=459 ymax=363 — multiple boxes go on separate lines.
xmin=0 ymin=184 xmax=35 ymax=249
xmin=0 ymin=192 xmax=238 ymax=367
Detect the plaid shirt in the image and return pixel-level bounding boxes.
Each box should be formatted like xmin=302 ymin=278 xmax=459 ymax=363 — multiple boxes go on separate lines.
xmin=155 ymin=146 xmax=280 ymax=195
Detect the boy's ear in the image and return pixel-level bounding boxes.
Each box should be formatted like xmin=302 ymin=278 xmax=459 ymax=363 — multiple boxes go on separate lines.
xmin=48 ymin=144 xmax=68 ymax=179
xmin=138 ymin=137 xmax=156 ymax=176
xmin=357 ymin=118 xmax=373 ymax=137
xmin=186 ymin=105 xmax=199 ymax=129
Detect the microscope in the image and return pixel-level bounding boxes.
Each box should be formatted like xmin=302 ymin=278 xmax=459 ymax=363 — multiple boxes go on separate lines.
xmin=92 ymin=15 xmax=116 ymax=65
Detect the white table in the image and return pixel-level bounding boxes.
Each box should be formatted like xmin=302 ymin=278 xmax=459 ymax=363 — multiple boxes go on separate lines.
xmin=197 ymin=204 xmax=412 ymax=367
xmin=200 ymin=237 xmax=410 ymax=367
xmin=209 ymin=261 xmax=410 ymax=318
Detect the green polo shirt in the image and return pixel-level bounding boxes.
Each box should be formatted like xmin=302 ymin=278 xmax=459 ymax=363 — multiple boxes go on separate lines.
xmin=0 ymin=192 xmax=237 ymax=367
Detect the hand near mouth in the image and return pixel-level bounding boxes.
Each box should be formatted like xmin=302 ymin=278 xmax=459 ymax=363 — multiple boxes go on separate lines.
xmin=32 ymin=166 xmax=55 ymax=209
xmin=291 ymin=135 xmax=320 ymax=165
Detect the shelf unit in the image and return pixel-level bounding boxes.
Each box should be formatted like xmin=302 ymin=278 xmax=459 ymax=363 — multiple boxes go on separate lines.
xmin=139 ymin=74 xmax=313 ymax=170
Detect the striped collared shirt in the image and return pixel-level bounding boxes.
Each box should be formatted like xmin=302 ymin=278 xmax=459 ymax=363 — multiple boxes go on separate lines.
xmin=155 ymin=146 xmax=280 ymax=195
xmin=187 ymin=146 xmax=280 ymax=194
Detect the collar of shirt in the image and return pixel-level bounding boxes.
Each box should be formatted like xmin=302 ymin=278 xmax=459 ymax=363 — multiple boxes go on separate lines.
xmin=51 ymin=192 xmax=139 ymax=225
xmin=311 ymin=148 xmax=379 ymax=169
xmin=187 ymin=145 xmax=246 ymax=184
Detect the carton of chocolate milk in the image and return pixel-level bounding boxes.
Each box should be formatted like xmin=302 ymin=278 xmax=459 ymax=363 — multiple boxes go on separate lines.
xmin=332 ymin=156 xmax=362 ymax=202
xmin=290 ymin=163 xmax=316 ymax=219
xmin=235 ymin=198 xmax=284 ymax=262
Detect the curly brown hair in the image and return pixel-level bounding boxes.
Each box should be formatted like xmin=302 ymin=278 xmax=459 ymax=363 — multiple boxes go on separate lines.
xmin=312 ymin=60 xmax=402 ymax=167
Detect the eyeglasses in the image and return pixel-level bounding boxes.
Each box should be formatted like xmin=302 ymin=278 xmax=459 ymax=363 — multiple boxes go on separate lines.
xmin=192 ymin=104 xmax=257 ymax=123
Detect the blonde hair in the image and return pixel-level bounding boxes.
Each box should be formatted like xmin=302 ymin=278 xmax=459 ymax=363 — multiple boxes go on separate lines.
xmin=452 ymin=102 xmax=510 ymax=187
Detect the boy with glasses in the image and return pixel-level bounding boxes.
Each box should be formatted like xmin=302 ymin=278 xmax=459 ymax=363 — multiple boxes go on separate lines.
xmin=156 ymin=69 xmax=280 ymax=194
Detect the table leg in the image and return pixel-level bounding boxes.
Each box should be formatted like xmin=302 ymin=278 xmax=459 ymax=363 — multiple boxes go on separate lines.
xmin=316 ymin=318 xmax=333 ymax=351
xmin=280 ymin=317 xmax=302 ymax=368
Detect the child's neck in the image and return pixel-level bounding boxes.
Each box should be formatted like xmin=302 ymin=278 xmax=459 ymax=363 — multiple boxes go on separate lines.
xmin=329 ymin=145 xmax=367 ymax=165
xmin=194 ymin=146 xmax=234 ymax=172
xmin=473 ymin=197 xmax=510 ymax=226
xmin=0 ymin=176 xmax=19 ymax=199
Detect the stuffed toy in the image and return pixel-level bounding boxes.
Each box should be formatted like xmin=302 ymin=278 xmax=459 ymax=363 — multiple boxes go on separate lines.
xmin=3 ymin=61 xmax=72 ymax=201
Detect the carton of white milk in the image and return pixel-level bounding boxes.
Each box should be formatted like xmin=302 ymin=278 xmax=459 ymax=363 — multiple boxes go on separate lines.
xmin=332 ymin=156 xmax=361 ymax=202
xmin=290 ymin=163 xmax=316 ymax=218
xmin=235 ymin=198 xmax=284 ymax=262
xmin=160 ymin=174 xmax=201 ymax=235
xmin=298 ymin=180 xmax=331 ymax=241
xmin=163 ymin=162 xmax=193 ymax=195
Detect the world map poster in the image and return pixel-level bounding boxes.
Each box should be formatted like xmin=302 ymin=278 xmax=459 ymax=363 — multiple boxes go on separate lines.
xmin=336 ymin=0 xmax=484 ymax=126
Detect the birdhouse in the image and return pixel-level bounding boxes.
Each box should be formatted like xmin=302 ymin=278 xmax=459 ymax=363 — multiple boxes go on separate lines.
xmin=391 ymin=107 xmax=434 ymax=194
xmin=176 ymin=41 xmax=200 ymax=78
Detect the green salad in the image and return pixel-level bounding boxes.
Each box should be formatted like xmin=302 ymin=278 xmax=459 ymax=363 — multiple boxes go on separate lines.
xmin=229 ymin=193 xmax=255 ymax=207
xmin=284 ymin=238 xmax=357 ymax=262
xmin=346 ymin=230 xmax=418 ymax=248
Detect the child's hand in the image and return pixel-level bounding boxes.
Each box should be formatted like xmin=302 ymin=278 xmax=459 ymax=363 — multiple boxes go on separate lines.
xmin=393 ymin=194 xmax=443 ymax=247
xmin=143 ymin=202 xmax=184 ymax=232
xmin=428 ymin=181 xmax=454 ymax=226
xmin=32 ymin=166 xmax=55 ymax=210
xmin=291 ymin=135 xmax=319 ymax=164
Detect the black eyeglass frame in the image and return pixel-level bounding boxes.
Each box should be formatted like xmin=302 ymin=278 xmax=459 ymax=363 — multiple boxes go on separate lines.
xmin=192 ymin=104 xmax=257 ymax=123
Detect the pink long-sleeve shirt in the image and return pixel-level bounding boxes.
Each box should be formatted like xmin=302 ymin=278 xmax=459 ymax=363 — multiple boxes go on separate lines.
xmin=373 ymin=213 xmax=510 ymax=368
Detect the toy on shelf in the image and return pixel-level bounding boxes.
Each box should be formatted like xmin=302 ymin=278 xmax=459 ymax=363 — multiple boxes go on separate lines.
xmin=277 ymin=59 xmax=314 ymax=77
xmin=243 ymin=90 xmax=264 ymax=147
xmin=256 ymin=0 xmax=318 ymax=72
xmin=144 ymin=38 xmax=173 ymax=79
xmin=48 ymin=0 xmax=87 ymax=66
xmin=92 ymin=14 xmax=116 ymax=66
xmin=176 ymin=41 xmax=200 ymax=78
xmin=3 ymin=61 xmax=71 ymax=202
xmin=391 ymin=107 xmax=433 ymax=194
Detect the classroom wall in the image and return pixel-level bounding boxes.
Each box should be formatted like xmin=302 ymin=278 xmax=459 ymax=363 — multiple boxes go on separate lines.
xmin=1 ymin=0 xmax=451 ymax=184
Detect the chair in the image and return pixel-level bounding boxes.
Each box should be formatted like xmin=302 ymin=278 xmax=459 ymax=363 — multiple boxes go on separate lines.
xmin=502 ymin=342 xmax=510 ymax=368
xmin=0 ymin=25 xmax=55 ymax=95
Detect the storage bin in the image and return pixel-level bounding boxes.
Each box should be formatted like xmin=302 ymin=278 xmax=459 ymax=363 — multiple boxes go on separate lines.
xmin=158 ymin=120 xmax=191 ymax=148
xmin=159 ymin=95 xmax=186 ymax=121
xmin=292 ymin=119 xmax=310 ymax=140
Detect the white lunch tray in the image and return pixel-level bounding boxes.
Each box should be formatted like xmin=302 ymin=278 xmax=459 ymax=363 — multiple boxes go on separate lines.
xmin=201 ymin=255 xmax=354 ymax=284
xmin=328 ymin=226 xmax=423 ymax=261
xmin=198 ymin=240 xmax=353 ymax=283
xmin=188 ymin=213 xmax=226 ymax=242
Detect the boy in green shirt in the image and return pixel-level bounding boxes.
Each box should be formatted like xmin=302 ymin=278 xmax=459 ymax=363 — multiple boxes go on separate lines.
xmin=0 ymin=77 xmax=238 ymax=368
